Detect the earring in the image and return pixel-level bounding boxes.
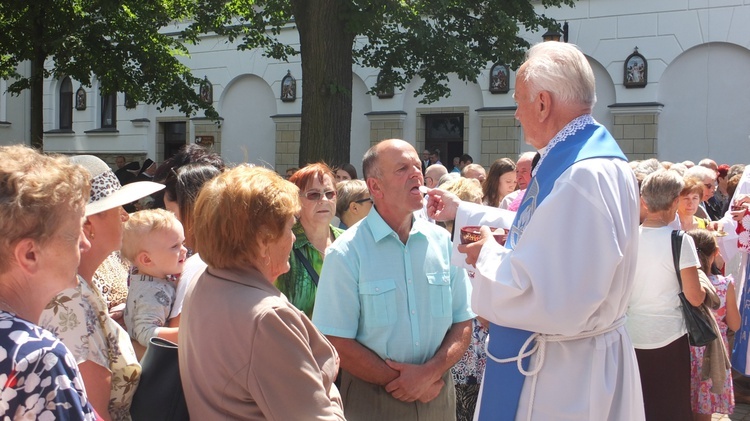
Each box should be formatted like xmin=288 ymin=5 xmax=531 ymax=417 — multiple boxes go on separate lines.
xmin=264 ymin=256 xmax=271 ymax=266
xmin=88 ymin=231 xmax=95 ymax=240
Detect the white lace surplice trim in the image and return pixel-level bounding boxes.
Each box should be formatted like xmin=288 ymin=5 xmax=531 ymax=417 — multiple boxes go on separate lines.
xmin=532 ymin=114 xmax=596 ymax=177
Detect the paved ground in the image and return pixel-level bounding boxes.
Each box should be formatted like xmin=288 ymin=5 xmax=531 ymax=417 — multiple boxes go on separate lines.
xmin=714 ymin=402 xmax=750 ymax=420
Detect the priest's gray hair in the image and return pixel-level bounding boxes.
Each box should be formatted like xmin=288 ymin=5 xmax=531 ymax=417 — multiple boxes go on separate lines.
xmin=520 ymin=42 xmax=597 ymax=109
xmin=640 ymin=169 xmax=685 ymax=212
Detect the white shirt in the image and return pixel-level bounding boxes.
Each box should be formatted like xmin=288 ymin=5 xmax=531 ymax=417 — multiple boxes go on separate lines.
xmin=170 ymin=253 xmax=208 ymax=320
xmin=626 ymin=226 xmax=699 ymax=349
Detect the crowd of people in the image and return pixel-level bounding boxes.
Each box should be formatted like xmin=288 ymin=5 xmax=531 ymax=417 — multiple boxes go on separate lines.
xmin=4 ymin=41 xmax=750 ymax=420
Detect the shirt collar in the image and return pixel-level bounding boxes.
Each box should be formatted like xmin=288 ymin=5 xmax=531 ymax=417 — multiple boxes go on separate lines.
xmin=365 ymin=206 xmax=428 ymax=243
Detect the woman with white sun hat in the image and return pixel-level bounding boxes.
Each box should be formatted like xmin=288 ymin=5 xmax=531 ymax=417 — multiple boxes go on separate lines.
xmin=40 ymin=155 xmax=164 ymax=421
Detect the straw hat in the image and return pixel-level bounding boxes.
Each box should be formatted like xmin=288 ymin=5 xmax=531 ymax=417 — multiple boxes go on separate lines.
xmin=71 ymin=155 xmax=164 ymax=216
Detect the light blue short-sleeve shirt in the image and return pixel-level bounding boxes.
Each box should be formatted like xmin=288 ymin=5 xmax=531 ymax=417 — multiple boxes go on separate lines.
xmin=312 ymin=208 xmax=474 ymax=365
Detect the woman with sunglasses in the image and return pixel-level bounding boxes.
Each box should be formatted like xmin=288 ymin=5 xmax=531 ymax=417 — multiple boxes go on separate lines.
xmin=275 ymin=163 xmax=344 ymax=318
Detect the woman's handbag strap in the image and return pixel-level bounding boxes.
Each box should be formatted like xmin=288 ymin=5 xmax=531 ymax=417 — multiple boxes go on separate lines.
xmin=671 ymin=230 xmax=684 ymax=289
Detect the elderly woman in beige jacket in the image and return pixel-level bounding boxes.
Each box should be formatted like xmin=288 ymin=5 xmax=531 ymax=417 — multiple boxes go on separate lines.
xmin=179 ymin=165 xmax=345 ymax=420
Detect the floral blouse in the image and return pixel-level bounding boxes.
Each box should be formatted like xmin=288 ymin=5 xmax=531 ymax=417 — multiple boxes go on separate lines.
xmin=40 ymin=276 xmax=141 ymax=421
xmin=0 ymin=311 xmax=96 ymax=420
xmin=451 ymin=318 xmax=488 ymax=385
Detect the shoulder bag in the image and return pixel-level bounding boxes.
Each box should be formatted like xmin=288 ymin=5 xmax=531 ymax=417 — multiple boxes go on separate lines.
xmin=130 ymin=337 xmax=189 ymax=420
xmin=671 ymin=230 xmax=718 ymax=347
xmin=294 ymin=248 xmax=319 ymax=286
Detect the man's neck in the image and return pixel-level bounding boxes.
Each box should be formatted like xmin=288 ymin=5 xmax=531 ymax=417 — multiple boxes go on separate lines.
xmin=537 ymin=111 xmax=592 ymax=150
xmin=377 ymin=207 xmax=414 ymax=244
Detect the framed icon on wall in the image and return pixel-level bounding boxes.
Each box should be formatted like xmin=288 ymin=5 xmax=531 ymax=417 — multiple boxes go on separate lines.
xmin=281 ymin=71 xmax=296 ymax=102
xmin=624 ymin=47 xmax=647 ymax=88
xmin=489 ymin=62 xmax=510 ymax=94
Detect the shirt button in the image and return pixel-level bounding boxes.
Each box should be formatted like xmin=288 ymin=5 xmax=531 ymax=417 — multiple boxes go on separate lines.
xmin=415 ymin=342 xmax=420 ymax=346
xmin=411 ymin=310 xmax=416 ymax=315
xmin=375 ymin=288 xmax=380 ymax=292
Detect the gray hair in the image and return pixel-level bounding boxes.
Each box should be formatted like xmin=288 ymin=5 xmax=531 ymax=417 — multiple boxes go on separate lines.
xmin=641 ymin=170 xmax=684 ymax=212
xmin=335 ymin=179 xmax=369 ymax=217
xmin=633 ymin=158 xmax=661 ymax=178
xmin=362 ymin=144 xmax=381 ymax=180
xmin=437 ymin=172 xmax=460 ymax=187
xmin=728 ymin=164 xmax=746 ymax=180
xmin=685 ymin=165 xmax=716 ymax=182
xmin=518 ymin=151 xmax=537 ymax=162
xmin=520 ymin=42 xmax=596 ymax=109
xmin=669 ymin=163 xmax=687 ymax=177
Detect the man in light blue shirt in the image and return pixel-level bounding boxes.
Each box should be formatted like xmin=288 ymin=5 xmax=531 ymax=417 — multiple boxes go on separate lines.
xmin=313 ymin=139 xmax=473 ymax=420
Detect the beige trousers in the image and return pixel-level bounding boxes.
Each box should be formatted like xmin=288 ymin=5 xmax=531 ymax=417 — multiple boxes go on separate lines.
xmin=339 ymin=370 xmax=456 ymax=421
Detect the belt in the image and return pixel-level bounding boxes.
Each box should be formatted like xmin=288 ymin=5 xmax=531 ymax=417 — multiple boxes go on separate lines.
xmin=484 ymin=316 xmax=627 ymax=421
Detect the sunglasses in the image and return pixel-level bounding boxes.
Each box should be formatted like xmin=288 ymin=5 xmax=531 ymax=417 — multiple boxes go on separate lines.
xmin=304 ymin=190 xmax=336 ymax=201
xmin=354 ymin=197 xmax=373 ymax=204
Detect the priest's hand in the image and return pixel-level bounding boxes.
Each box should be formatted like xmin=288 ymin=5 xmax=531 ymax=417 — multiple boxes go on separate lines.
xmin=425 ymin=188 xmax=461 ymax=221
xmin=457 ymin=225 xmax=495 ymax=267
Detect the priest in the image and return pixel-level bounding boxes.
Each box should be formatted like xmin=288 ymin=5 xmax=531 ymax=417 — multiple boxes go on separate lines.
xmin=427 ymin=41 xmax=644 ymax=420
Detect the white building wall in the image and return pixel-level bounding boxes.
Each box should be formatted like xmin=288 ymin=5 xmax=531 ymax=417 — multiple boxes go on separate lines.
xmin=35 ymin=1 xmax=750 ymax=166
xmin=0 ymin=62 xmax=32 ymax=146
xmin=540 ymin=0 xmax=750 ymax=163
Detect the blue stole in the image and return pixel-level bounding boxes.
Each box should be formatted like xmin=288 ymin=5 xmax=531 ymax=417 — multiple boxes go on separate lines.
xmin=731 ymin=260 xmax=750 ymax=374
xmin=478 ymin=122 xmax=626 ymax=421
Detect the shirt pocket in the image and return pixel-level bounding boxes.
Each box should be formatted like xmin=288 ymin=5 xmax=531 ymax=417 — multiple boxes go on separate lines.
xmin=359 ymin=279 xmax=397 ymax=328
xmin=427 ymin=272 xmax=451 ymax=318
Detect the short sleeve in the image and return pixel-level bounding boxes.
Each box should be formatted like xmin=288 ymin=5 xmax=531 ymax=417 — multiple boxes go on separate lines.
xmin=39 ymin=283 xmax=110 ymax=369
xmin=679 ymin=234 xmax=700 ymax=271
xmin=248 ymin=306 xmax=344 ymax=420
xmin=0 ymin=315 xmax=96 ymax=420
xmin=312 ymin=247 xmax=361 ymax=339
xmin=450 ymin=263 xmax=475 ymax=323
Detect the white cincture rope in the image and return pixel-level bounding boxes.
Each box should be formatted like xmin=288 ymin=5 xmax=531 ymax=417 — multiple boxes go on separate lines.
xmin=484 ymin=317 xmax=627 ymax=421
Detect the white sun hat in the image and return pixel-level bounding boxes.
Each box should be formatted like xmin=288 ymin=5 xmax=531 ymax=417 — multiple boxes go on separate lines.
xmin=71 ymin=155 xmax=165 ymax=217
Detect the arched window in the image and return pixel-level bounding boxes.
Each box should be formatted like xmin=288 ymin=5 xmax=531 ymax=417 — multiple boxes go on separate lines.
xmin=59 ymin=77 xmax=73 ymax=130
xmin=101 ymin=91 xmax=117 ymax=129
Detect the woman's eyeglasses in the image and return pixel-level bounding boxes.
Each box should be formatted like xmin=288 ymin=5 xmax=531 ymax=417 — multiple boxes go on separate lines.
xmin=354 ymin=197 xmax=373 ymax=204
xmin=304 ymin=190 xmax=336 ymax=201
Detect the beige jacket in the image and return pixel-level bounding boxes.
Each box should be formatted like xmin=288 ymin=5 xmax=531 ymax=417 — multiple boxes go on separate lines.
xmin=179 ymin=266 xmax=345 ymax=420
xmin=697 ymin=270 xmax=731 ymax=394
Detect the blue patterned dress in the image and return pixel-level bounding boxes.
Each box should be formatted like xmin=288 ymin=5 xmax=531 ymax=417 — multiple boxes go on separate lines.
xmin=0 ymin=311 xmax=96 ymax=420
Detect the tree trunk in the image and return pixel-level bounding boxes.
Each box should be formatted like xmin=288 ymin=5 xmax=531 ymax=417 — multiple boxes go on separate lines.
xmin=292 ymin=0 xmax=355 ymax=168
xmin=30 ymin=5 xmax=46 ymax=150
xmin=30 ymin=53 xmax=45 ymax=150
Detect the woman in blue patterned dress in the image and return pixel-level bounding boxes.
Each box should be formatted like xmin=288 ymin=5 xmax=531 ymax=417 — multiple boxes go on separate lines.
xmin=0 ymin=145 xmax=96 ymax=420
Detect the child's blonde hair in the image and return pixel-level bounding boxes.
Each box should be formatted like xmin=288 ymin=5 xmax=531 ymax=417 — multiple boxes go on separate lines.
xmin=121 ymin=208 xmax=181 ymax=265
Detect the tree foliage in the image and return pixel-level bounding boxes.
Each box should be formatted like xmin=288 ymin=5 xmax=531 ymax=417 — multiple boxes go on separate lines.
xmin=185 ymin=0 xmax=574 ymax=166
xmin=0 ymin=0 xmax=217 ymax=148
